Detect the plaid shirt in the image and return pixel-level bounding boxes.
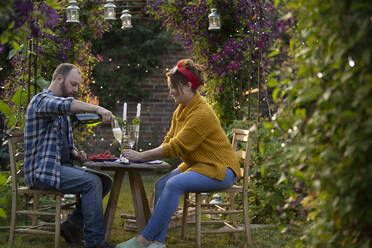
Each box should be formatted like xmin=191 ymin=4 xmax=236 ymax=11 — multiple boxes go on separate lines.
xmin=24 ymin=89 xmax=75 ymax=189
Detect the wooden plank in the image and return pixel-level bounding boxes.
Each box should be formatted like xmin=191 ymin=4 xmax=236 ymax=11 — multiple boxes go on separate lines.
xmin=243 ymin=88 xmax=259 ymax=95
xmin=201 ymin=209 xmax=243 ymax=214
xmin=201 ymin=228 xmax=245 ymax=234
xmin=104 ymin=170 xmax=125 ymax=240
xmin=16 ymin=210 xmax=56 ymax=216
xmin=128 ymin=171 xmax=151 ymax=231
xmin=15 ymin=229 xmax=55 ymax=235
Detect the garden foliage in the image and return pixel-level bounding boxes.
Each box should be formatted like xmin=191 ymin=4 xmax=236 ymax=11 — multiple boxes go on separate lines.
xmin=265 ymin=0 xmax=372 ymax=246
xmin=147 ymin=0 xmax=278 ymax=126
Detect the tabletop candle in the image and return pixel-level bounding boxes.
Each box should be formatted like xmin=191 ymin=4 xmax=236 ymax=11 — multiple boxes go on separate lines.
xmin=136 ymin=103 xmax=141 ymax=117
xmin=136 ymin=103 xmax=141 ymax=132
xmin=123 ymin=102 xmax=127 ymax=121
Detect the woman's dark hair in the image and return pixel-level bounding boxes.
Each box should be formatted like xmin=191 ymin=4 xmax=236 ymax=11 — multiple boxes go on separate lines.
xmin=166 ymin=59 xmax=205 ymax=94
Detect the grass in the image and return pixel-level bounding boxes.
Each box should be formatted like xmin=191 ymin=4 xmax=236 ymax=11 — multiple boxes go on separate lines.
xmin=0 ymin=173 xmax=300 ymax=248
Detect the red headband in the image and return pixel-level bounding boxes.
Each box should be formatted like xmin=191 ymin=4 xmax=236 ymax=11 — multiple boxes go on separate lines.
xmin=172 ymin=62 xmax=201 ymax=90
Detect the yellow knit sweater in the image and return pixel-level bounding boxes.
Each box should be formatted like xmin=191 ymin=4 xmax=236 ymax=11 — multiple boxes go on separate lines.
xmin=162 ymin=93 xmax=240 ymax=181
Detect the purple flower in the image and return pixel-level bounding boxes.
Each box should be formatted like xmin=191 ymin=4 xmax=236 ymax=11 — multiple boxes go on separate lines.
xmin=30 ymin=21 xmax=41 ymax=37
xmin=14 ymin=0 xmax=33 ymax=17
xmin=0 ymin=44 xmax=4 ymax=53
xmin=39 ymin=3 xmax=60 ymax=31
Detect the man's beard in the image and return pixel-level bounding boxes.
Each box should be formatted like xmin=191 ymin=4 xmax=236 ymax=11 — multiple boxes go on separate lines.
xmin=60 ymin=80 xmax=68 ymax=97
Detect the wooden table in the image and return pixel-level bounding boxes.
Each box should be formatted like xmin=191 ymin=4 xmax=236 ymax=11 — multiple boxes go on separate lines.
xmin=83 ymin=160 xmax=171 ymax=240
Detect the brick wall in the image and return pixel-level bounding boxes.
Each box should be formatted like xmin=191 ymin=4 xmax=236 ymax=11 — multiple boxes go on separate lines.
xmin=82 ymin=42 xmax=191 ymax=155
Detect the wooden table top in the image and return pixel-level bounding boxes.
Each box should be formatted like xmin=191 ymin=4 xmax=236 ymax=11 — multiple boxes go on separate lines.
xmin=83 ymin=160 xmax=171 ymax=170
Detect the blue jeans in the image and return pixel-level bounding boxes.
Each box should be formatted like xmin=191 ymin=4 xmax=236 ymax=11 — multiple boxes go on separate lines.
xmin=32 ymin=164 xmax=112 ymax=248
xmin=141 ymin=168 xmax=236 ymax=243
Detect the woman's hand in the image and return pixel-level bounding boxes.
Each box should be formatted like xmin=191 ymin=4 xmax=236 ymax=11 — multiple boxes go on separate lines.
xmin=122 ymin=149 xmax=144 ymax=162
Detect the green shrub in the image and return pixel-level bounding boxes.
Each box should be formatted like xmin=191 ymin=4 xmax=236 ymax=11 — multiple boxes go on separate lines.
xmin=265 ymin=0 xmax=372 ymax=246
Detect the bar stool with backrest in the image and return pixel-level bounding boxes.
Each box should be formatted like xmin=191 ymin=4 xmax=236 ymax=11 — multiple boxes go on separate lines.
xmin=7 ymin=132 xmax=78 ymax=248
xmin=180 ymin=128 xmax=254 ymax=248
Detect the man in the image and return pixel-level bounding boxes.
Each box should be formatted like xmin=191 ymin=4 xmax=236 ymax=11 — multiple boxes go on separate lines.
xmin=24 ymin=63 xmax=114 ymax=248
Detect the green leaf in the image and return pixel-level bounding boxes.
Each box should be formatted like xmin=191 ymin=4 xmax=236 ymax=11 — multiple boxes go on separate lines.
xmin=274 ymin=0 xmax=281 ymax=7
xmin=11 ymin=88 xmax=23 ymax=105
xmin=272 ymin=88 xmax=281 ymax=102
xmin=268 ymin=50 xmax=279 ymax=57
xmin=268 ymin=78 xmax=278 ymax=87
xmin=0 ymin=208 xmax=6 ymax=218
xmin=12 ymin=41 xmax=21 ymax=51
xmin=260 ymin=164 xmax=266 ymax=177
xmin=8 ymin=48 xmax=18 ymax=60
xmin=132 ymin=117 xmax=141 ymax=125
xmin=37 ymin=77 xmax=50 ymax=89
xmin=7 ymin=114 xmax=17 ymax=128
xmin=0 ymin=100 xmax=12 ymax=116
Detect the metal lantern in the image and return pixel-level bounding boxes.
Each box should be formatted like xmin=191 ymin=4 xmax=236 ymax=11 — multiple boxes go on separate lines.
xmin=104 ymin=0 xmax=116 ymax=20
xmin=208 ymin=8 xmax=221 ymax=30
xmin=120 ymin=9 xmax=133 ymax=30
xmin=66 ymin=0 xmax=80 ymax=23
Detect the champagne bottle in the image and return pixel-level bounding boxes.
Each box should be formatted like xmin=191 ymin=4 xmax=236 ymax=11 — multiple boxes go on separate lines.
xmin=72 ymin=113 xmax=102 ymax=127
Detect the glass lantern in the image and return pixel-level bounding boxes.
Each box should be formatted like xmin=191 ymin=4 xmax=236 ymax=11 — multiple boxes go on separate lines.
xmin=104 ymin=0 xmax=116 ymax=20
xmin=208 ymin=8 xmax=221 ymax=30
xmin=120 ymin=9 xmax=133 ymax=30
xmin=66 ymin=0 xmax=80 ymax=23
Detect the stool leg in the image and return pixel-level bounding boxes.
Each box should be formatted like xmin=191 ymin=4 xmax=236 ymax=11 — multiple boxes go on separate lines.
xmin=180 ymin=193 xmax=189 ymax=240
xmin=195 ymin=193 xmax=201 ymax=248
xmin=8 ymin=190 xmax=17 ymax=247
xmin=32 ymin=193 xmax=40 ymax=226
xmin=55 ymin=195 xmax=61 ymax=248
xmin=229 ymin=192 xmax=238 ymax=240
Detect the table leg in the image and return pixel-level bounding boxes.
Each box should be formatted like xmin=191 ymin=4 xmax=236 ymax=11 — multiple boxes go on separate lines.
xmin=128 ymin=171 xmax=151 ymax=231
xmin=104 ymin=169 xmax=125 ymax=240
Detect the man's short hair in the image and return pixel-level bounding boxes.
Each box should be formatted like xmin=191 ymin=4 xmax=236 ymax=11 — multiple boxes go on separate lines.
xmin=52 ymin=63 xmax=80 ymax=81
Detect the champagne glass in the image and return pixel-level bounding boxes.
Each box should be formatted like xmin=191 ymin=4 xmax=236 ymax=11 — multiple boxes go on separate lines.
xmin=127 ymin=125 xmax=136 ymax=149
xmin=111 ymin=119 xmax=124 ymax=160
xmin=111 ymin=119 xmax=123 ymax=146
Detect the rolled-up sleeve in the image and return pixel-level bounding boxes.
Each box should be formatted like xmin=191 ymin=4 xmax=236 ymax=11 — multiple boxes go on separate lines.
xmin=34 ymin=94 xmax=74 ymax=117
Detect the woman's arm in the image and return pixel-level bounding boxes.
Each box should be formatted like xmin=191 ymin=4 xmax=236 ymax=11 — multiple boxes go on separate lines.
xmin=122 ymin=145 xmax=163 ymax=162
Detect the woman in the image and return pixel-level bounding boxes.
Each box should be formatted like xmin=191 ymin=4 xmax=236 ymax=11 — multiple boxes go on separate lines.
xmin=116 ymin=59 xmax=240 ymax=248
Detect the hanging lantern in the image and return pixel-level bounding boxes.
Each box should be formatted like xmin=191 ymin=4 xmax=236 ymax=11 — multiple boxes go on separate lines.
xmin=66 ymin=0 xmax=80 ymax=23
xmin=120 ymin=9 xmax=133 ymax=30
xmin=104 ymin=0 xmax=116 ymax=20
xmin=208 ymin=8 xmax=221 ymax=30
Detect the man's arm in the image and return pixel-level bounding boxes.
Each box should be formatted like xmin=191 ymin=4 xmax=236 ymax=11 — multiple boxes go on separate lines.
xmin=70 ymin=100 xmax=113 ymax=123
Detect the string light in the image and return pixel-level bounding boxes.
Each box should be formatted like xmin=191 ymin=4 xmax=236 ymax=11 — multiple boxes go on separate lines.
xmin=348 ymin=56 xmax=355 ymax=67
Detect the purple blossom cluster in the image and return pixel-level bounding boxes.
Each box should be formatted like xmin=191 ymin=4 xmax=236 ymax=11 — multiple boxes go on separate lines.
xmin=275 ymin=18 xmax=293 ymax=36
xmin=147 ymin=0 xmax=277 ymax=80
xmin=39 ymin=3 xmax=60 ymax=31
xmin=11 ymin=0 xmax=33 ymax=28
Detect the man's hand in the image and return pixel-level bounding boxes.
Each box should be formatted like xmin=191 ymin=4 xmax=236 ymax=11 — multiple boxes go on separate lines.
xmin=96 ymin=106 xmax=114 ymax=124
xmin=73 ymin=149 xmax=88 ymax=163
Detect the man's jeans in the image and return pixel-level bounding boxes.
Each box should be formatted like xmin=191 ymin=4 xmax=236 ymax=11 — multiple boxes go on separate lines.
xmin=32 ymin=164 xmax=112 ymax=247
